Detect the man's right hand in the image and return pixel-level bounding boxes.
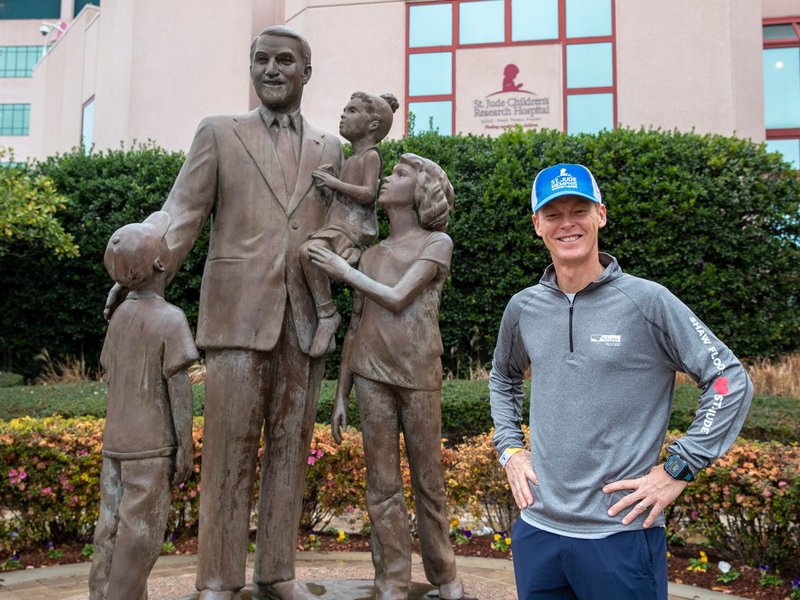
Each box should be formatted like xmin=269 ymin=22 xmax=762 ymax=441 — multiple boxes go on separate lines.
xmin=103 ymin=283 xmax=127 ymax=321
xmin=504 ymin=449 xmax=538 ymax=509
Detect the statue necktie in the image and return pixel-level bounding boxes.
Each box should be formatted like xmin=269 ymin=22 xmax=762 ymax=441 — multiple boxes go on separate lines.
xmin=276 ymin=117 xmax=297 ymax=197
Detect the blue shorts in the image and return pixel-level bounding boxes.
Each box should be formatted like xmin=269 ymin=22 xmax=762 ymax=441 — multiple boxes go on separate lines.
xmin=511 ymin=519 xmax=667 ymax=600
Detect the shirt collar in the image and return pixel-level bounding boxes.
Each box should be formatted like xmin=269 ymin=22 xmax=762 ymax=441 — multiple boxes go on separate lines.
xmin=259 ymin=106 xmax=301 ymax=131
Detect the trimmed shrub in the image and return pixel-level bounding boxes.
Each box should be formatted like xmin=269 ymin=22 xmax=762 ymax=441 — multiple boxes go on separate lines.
xmin=1 ymin=129 xmax=798 ymax=378
xmin=3 ymin=380 xmax=797 ymax=443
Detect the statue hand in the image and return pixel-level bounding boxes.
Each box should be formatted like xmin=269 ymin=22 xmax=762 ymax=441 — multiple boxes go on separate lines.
xmin=173 ymin=446 xmax=193 ymax=485
xmin=103 ymin=283 xmax=127 ymax=321
xmin=308 ymin=246 xmax=351 ymax=281
xmin=312 ymin=169 xmax=338 ymax=190
xmin=331 ymin=396 xmax=348 ymax=445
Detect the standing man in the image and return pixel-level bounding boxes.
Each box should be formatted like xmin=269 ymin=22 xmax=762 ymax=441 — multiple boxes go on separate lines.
xmin=107 ymin=26 xmax=343 ymax=600
xmin=489 ymin=164 xmax=752 ymax=599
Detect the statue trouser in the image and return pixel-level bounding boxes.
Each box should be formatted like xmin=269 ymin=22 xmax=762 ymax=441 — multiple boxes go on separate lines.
xmin=88 ymin=456 xmax=172 ymax=600
xmin=354 ymin=376 xmax=458 ymax=600
xmin=195 ymin=315 xmax=324 ymax=597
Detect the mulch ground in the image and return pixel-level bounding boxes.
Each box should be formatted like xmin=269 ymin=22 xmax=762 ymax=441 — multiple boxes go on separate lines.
xmin=2 ymin=534 xmax=796 ymax=598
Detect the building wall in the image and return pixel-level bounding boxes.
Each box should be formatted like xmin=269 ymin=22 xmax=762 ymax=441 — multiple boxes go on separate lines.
xmin=8 ymin=0 xmax=800 ymax=161
xmin=29 ymin=6 xmax=99 ymax=158
xmin=286 ymin=0 xmax=406 ymax=140
xmin=0 ymin=21 xmax=47 ymax=159
xmin=616 ymin=0 xmax=764 ymax=140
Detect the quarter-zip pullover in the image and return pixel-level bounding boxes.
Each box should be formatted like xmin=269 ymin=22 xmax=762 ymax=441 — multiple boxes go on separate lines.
xmin=489 ymin=253 xmax=753 ymax=536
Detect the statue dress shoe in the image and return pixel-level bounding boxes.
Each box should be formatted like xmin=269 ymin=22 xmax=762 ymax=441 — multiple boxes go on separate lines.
xmin=198 ymin=590 xmax=236 ymax=600
xmin=438 ymin=576 xmax=465 ymax=600
xmin=254 ymin=579 xmax=318 ymax=600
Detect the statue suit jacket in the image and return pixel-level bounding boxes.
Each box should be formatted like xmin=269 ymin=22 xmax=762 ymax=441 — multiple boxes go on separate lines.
xmin=161 ymin=108 xmax=344 ymax=355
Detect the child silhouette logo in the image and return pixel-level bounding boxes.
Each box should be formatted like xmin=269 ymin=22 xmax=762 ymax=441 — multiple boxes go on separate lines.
xmin=503 ymin=63 xmax=523 ymax=92
xmin=487 ymin=63 xmax=536 ymax=97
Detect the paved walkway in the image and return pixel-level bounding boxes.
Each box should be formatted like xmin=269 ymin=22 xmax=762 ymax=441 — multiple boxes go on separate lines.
xmin=0 ymin=551 xmax=747 ymax=600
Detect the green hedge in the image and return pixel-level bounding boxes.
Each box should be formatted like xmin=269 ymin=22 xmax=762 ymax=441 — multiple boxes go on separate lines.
xmin=1 ymin=129 xmax=798 ymax=379
xmin=2 ymin=380 xmax=796 ymax=443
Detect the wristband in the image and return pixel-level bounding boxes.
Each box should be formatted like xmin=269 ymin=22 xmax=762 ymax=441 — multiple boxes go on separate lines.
xmin=499 ymin=447 xmax=523 ymax=467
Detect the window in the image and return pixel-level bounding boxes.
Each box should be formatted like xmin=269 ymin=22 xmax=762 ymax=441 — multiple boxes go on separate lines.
xmin=0 ymin=46 xmax=42 ymax=78
xmin=409 ymin=3 xmax=452 ymax=47
xmin=0 ymin=104 xmax=30 ymax=136
xmin=409 ymin=101 xmax=453 ymax=135
xmin=459 ymin=0 xmax=504 ymax=45
xmin=763 ymin=18 xmax=800 ymax=169
xmin=566 ymin=43 xmax=613 ymax=88
xmin=82 ymin=98 xmax=95 ymax=154
xmin=405 ymin=0 xmax=616 ymax=135
xmin=512 ymin=0 xmax=558 ymax=42
xmin=0 ymin=0 xmax=60 ymax=19
xmin=567 ymin=93 xmax=613 ymax=134
xmin=408 ymin=52 xmax=452 ymax=96
xmin=565 ymin=0 xmax=612 ymax=38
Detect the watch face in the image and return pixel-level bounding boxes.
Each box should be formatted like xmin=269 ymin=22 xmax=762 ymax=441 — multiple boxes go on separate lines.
xmin=665 ymin=455 xmax=684 ymax=477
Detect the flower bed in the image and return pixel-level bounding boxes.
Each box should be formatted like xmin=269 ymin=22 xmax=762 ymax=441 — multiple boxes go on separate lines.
xmin=2 ymin=417 xmax=799 ymax=582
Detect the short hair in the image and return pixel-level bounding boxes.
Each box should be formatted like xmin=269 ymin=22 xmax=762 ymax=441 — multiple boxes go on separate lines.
xmin=399 ymin=153 xmax=454 ymax=232
xmin=250 ymin=26 xmax=311 ymax=68
xmin=350 ymin=92 xmax=399 ymax=141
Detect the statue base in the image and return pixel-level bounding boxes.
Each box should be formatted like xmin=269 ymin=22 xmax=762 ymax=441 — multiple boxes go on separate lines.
xmin=177 ymin=580 xmax=478 ymax=600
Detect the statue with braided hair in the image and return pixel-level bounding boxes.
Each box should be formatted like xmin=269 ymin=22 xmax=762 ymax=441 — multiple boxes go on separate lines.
xmin=307 ymin=154 xmax=465 ymax=600
xmin=301 ymin=92 xmax=399 ymax=357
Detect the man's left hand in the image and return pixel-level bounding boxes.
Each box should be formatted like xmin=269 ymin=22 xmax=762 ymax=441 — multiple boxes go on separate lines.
xmin=603 ymin=464 xmax=688 ymax=528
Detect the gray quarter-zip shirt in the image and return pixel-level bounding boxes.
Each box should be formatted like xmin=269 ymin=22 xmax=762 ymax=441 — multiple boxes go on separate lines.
xmin=489 ymin=253 xmax=753 ymax=536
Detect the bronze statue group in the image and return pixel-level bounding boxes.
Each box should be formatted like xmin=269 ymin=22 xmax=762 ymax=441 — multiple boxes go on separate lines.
xmin=89 ymin=25 xmax=752 ymax=600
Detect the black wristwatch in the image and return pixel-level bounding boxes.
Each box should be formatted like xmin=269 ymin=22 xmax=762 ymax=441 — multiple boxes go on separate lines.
xmin=664 ymin=454 xmax=694 ymax=482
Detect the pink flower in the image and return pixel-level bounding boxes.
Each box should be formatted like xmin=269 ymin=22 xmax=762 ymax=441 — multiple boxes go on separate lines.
xmin=72 ymin=495 xmax=79 ymax=504
xmin=307 ymin=456 xmax=316 ymax=466
xmin=690 ymin=510 xmax=699 ymax=520
xmin=42 ymin=486 xmax=52 ymax=495
xmin=315 ymin=449 xmax=324 ymax=459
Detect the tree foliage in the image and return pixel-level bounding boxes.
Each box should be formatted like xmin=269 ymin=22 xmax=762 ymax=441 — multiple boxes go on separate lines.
xmin=0 ymin=128 xmax=798 ymax=378
xmin=0 ymin=147 xmax=78 ymax=259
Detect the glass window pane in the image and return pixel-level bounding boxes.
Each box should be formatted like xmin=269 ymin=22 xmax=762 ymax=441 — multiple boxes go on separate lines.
xmin=82 ymin=99 xmax=95 ymax=154
xmin=0 ymin=0 xmax=60 ymax=20
xmin=0 ymin=46 xmax=41 ymax=77
xmin=567 ymin=93 xmax=614 ymax=134
xmin=566 ymin=0 xmax=611 ymax=38
xmin=409 ymin=3 xmax=452 ymax=48
xmin=459 ymin=0 xmax=505 ymax=45
xmin=0 ymin=104 xmax=30 ymax=135
xmin=763 ymin=48 xmax=800 ymax=129
xmin=763 ymin=24 xmax=797 ymax=41
xmin=567 ymin=43 xmax=613 ymax=88
xmin=512 ymin=0 xmax=558 ymax=41
xmin=409 ymin=52 xmax=452 ymax=96
xmin=766 ymin=138 xmax=800 ymax=170
xmin=408 ymin=101 xmax=452 ymax=135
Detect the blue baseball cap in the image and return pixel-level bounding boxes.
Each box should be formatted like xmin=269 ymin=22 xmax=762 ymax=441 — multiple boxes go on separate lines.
xmin=531 ymin=163 xmax=602 ymax=212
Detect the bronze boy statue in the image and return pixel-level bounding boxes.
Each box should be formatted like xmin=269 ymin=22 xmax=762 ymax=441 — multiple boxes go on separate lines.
xmin=89 ymin=211 xmax=198 ymax=600
xmin=301 ymin=91 xmax=399 ymax=357
xmin=309 ymin=154 xmax=465 ymax=600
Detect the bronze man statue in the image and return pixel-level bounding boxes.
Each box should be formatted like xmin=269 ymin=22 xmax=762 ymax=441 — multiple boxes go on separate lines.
xmin=106 ymin=26 xmax=342 ymax=600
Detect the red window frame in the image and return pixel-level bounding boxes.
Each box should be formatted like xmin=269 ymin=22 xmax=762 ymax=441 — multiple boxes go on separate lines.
xmin=405 ymin=0 xmax=618 ymax=135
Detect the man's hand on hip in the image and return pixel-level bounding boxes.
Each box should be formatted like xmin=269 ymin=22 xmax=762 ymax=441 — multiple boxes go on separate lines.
xmin=603 ymin=463 xmax=689 ymax=528
xmin=504 ymin=450 xmax=538 ymax=510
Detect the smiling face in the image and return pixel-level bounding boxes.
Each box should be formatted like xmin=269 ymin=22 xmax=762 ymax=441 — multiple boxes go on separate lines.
xmin=532 ymin=196 xmax=606 ymax=270
xmin=339 ymin=97 xmax=375 ymax=142
xmin=250 ymin=34 xmax=311 ymax=113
